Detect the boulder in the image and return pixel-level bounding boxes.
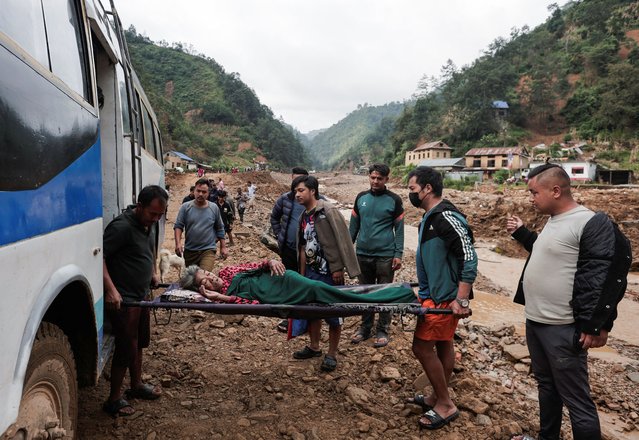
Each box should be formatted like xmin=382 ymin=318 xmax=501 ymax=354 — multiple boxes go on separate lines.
xmin=503 ymin=343 xmax=530 ymax=361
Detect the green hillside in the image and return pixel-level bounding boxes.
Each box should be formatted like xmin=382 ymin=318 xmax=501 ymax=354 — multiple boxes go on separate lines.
xmin=124 ymin=27 xmax=308 ymax=169
xmin=389 ymin=0 xmax=639 ymax=170
xmin=307 ymin=102 xmax=406 ymax=169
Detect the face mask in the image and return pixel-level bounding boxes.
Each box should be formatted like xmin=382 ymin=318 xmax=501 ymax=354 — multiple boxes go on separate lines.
xmin=409 ymin=191 xmax=422 ymax=208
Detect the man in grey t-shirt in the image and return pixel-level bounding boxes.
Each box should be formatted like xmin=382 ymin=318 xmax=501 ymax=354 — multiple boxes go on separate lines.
xmin=507 ymin=164 xmax=615 ymax=440
xmin=174 ymin=178 xmax=227 ymax=271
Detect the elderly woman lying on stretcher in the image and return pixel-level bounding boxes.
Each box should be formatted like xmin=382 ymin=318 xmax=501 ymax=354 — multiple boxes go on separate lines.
xmin=179 ymin=259 xmax=417 ymax=306
xmin=179 ymin=259 xmax=286 ymax=303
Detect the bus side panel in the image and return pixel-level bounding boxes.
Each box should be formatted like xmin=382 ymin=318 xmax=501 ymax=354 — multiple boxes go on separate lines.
xmin=0 ymin=40 xmax=103 ymax=434
xmin=0 ymin=216 xmax=103 ymax=433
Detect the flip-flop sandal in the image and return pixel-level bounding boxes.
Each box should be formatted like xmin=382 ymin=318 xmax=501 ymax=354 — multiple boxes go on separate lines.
xmin=418 ymin=409 xmax=459 ymax=430
xmin=125 ymin=383 xmax=162 ymax=400
xmin=406 ymin=394 xmax=433 ymax=411
xmin=373 ymin=332 xmax=389 ymax=348
xmin=350 ymin=329 xmax=371 ymax=344
xmin=102 ymin=398 xmax=135 ymax=417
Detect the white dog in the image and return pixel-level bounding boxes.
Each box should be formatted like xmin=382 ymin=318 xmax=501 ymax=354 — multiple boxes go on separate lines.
xmin=158 ymin=249 xmax=185 ymax=282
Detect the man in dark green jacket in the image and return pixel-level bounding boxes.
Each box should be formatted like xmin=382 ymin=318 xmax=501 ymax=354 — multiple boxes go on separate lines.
xmin=407 ymin=166 xmax=476 ymax=430
xmin=349 ymin=163 xmax=404 ymax=348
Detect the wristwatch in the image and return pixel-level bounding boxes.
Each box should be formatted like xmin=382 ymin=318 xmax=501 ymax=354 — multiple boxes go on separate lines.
xmin=456 ymin=298 xmax=470 ymax=308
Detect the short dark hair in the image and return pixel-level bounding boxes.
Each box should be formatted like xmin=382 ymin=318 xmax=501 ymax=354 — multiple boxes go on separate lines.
xmin=369 ymin=163 xmax=390 ymax=177
xmin=137 ymin=185 xmax=168 ymax=207
xmin=195 ymin=178 xmax=209 ymax=187
xmin=189 ymin=185 xmax=195 ymax=191
xmin=217 ymin=190 xmax=227 ymax=197
xmin=291 ymin=167 xmax=309 ymax=175
xmin=291 ymin=175 xmax=320 ymax=199
xmin=528 ymin=163 xmax=562 ymax=180
xmin=528 ymin=163 xmax=571 ymax=188
xmin=407 ymin=166 xmax=443 ymax=197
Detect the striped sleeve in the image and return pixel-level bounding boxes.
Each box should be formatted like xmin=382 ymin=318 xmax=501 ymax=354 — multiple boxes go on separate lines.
xmin=439 ymin=211 xmax=478 ymax=283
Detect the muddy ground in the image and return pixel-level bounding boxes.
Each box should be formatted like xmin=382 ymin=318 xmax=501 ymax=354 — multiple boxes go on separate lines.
xmin=77 ymin=171 xmax=639 ymax=439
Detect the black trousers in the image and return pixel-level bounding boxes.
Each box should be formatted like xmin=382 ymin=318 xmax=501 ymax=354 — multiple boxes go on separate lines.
xmin=356 ymin=255 xmax=394 ymax=334
xmin=280 ymin=246 xmax=299 ymax=272
xmin=526 ymin=320 xmax=601 ymax=440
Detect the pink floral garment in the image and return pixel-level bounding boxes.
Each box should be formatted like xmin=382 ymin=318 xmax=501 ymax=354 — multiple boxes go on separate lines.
xmin=216 ymin=260 xmax=269 ymax=304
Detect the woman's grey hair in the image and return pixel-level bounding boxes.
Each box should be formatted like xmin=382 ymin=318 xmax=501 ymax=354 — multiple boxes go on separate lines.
xmin=179 ymin=265 xmax=201 ymax=290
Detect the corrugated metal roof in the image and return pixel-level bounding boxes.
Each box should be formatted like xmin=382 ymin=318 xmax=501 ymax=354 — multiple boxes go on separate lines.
xmin=418 ymin=158 xmax=465 ymax=167
xmin=413 ymin=141 xmax=452 ymax=152
xmin=465 ymin=146 xmax=527 ymax=156
xmin=167 ymin=151 xmax=195 ymax=162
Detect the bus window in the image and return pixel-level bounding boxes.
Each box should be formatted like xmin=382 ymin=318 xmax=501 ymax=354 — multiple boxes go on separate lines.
xmin=42 ymin=0 xmax=89 ymax=100
xmin=0 ymin=0 xmax=49 ymax=67
xmin=116 ymin=65 xmax=131 ymax=133
xmin=142 ymin=104 xmax=155 ymax=155
xmin=153 ymin=126 xmax=162 ymax=161
xmin=134 ymin=90 xmax=142 ymax=143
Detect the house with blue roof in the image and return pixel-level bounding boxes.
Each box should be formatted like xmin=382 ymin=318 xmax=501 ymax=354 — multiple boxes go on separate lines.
xmin=492 ymin=100 xmax=509 ymax=119
xmin=164 ymin=150 xmax=197 ymax=171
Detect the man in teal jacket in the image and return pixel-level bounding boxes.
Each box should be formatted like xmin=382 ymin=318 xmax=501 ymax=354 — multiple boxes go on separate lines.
xmin=407 ymin=166 xmax=477 ymax=430
xmin=349 ymin=163 xmax=404 ymax=347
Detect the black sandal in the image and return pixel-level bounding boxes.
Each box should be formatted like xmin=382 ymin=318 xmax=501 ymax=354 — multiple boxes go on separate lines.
xmin=406 ymin=394 xmax=433 ymax=411
xmin=125 ymin=383 xmax=162 ymax=400
xmin=102 ymin=398 xmax=135 ymax=417
xmin=293 ymin=346 xmax=322 ymax=359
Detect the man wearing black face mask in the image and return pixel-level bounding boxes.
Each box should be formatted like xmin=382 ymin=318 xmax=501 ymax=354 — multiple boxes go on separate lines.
xmin=406 ymin=166 xmax=477 ymax=430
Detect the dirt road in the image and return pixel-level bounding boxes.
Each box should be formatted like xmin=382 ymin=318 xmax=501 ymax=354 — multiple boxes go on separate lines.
xmin=77 ymin=171 xmax=639 ymax=440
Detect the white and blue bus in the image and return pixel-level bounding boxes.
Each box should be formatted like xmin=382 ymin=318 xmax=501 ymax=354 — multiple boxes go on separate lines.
xmin=0 ymin=0 xmax=165 ymax=438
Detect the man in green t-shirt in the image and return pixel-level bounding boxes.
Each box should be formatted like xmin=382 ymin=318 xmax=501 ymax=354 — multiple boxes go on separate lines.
xmin=102 ymin=185 xmax=167 ymax=417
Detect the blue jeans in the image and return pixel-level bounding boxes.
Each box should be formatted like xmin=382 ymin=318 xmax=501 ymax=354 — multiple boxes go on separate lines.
xmin=305 ymin=266 xmax=341 ymax=328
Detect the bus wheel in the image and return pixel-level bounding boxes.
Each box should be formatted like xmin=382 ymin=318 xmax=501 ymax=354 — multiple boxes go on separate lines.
xmin=7 ymin=323 xmax=78 ymax=440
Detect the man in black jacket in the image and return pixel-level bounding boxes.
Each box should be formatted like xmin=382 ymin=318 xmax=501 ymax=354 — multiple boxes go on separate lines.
xmin=507 ymin=164 xmax=624 ymax=440
xmin=270 ymin=167 xmax=311 ymax=333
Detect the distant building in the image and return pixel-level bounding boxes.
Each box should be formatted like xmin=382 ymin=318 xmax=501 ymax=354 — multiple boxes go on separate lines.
xmin=418 ymin=158 xmax=465 ymax=172
xmin=405 ymin=141 xmax=452 ymax=166
xmin=492 ymin=100 xmax=509 ymax=118
xmin=528 ymin=160 xmax=597 ymax=182
xmin=164 ymin=151 xmax=196 ymax=171
xmin=464 ymin=146 xmax=529 ymax=178
xmin=598 ymin=169 xmax=634 ymax=185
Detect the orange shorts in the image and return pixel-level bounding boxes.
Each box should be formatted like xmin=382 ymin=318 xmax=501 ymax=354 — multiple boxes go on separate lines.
xmin=414 ymin=299 xmax=459 ymax=341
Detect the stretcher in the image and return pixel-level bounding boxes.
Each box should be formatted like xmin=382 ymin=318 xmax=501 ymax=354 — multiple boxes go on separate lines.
xmin=123 ymin=282 xmax=453 ymax=320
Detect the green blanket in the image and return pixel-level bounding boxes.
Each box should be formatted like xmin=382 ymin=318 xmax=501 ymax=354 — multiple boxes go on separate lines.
xmin=228 ymin=269 xmax=416 ymax=304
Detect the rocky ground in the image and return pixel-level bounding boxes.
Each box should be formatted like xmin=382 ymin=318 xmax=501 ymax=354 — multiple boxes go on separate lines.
xmin=77 ymin=171 xmax=639 ymax=439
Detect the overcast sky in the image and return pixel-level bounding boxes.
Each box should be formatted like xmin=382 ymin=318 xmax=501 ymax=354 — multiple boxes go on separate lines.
xmin=116 ymin=1 xmax=569 ymax=133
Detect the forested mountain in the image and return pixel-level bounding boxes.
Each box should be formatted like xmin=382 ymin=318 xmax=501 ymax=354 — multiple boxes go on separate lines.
xmin=389 ymin=0 xmax=639 ymax=170
xmin=307 ymin=102 xmax=406 ymax=169
xmin=124 ymin=28 xmax=308 ymax=169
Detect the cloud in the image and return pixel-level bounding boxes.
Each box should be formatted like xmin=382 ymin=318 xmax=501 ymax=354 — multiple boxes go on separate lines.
xmin=116 ymin=0 xmax=568 ymax=132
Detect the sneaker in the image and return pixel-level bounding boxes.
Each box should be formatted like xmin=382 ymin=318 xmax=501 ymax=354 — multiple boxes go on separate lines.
xmin=320 ymin=355 xmax=337 ymax=372
xmin=293 ymin=346 xmax=322 ymax=359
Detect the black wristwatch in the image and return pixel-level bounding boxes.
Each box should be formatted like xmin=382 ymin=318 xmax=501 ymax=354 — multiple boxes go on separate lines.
xmin=456 ymin=298 xmax=470 ymax=308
